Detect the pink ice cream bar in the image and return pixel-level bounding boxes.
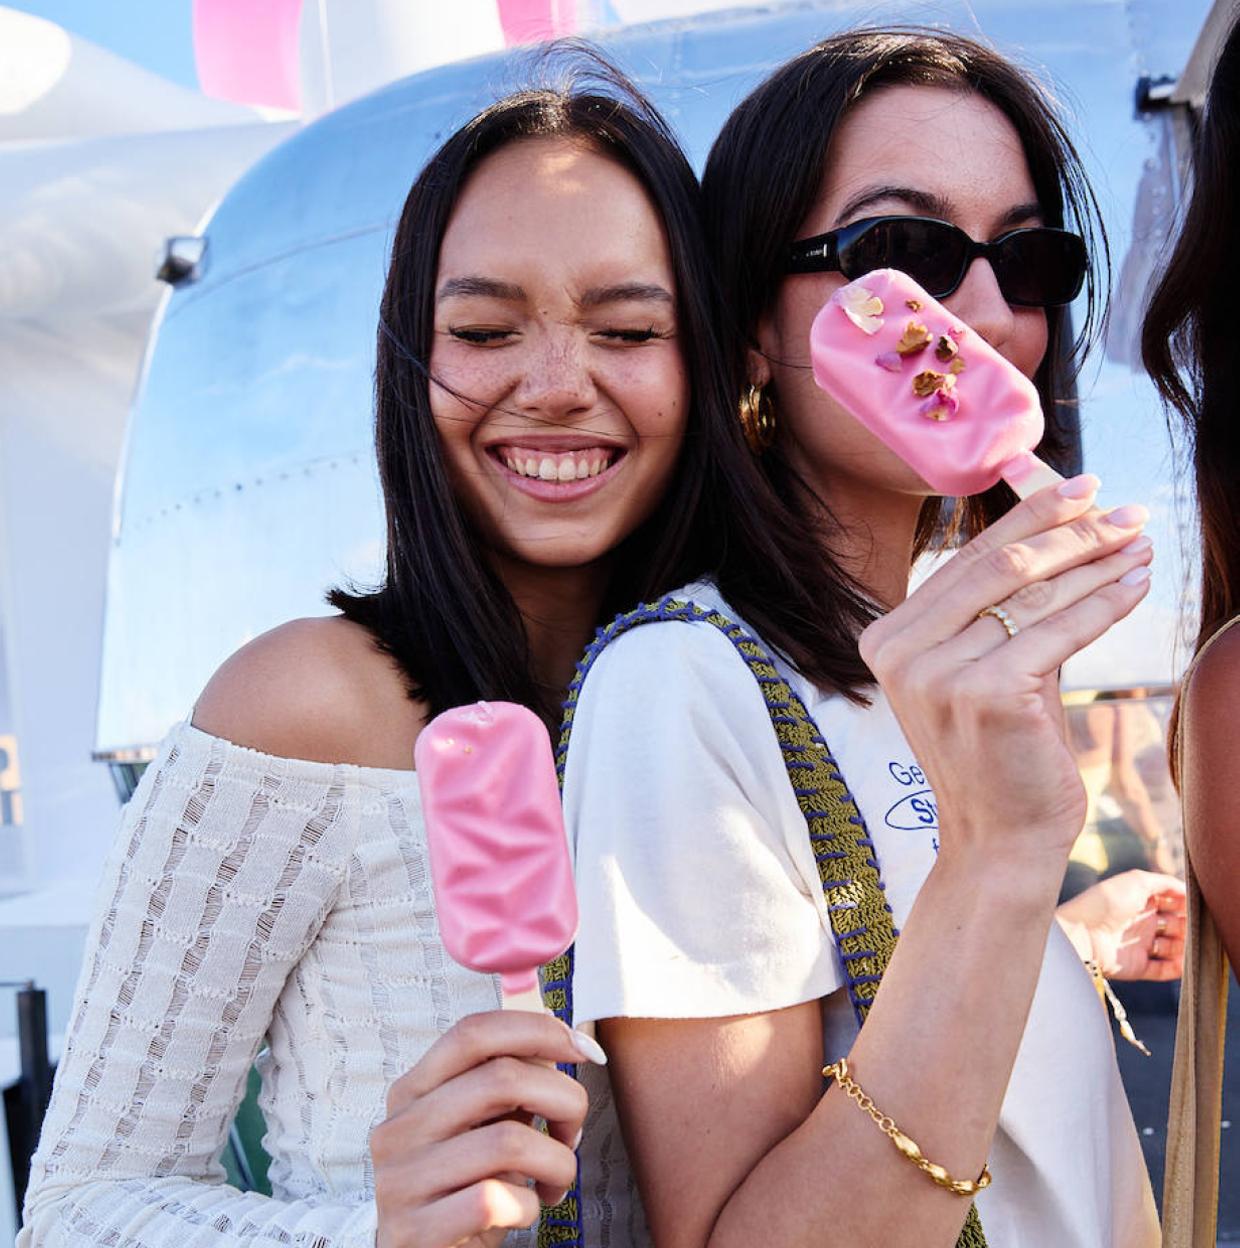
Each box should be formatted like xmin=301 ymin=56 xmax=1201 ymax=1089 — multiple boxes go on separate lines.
xmin=809 ymin=269 xmax=1063 ymax=498
xmin=416 ymin=701 xmax=577 ymax=1013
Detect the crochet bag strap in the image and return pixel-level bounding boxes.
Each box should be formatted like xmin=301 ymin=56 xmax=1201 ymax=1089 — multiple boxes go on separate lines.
xmin=538 ymin=596 xmax=986 ymax=1248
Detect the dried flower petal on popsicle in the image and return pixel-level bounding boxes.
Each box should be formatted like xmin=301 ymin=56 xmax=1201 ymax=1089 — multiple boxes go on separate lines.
xmin=912 ymin=370 xmax=953 ymax=398
xmin=935 ymin=334 xmax=959 ymax=362
xmin=838 ymin=284 xmax=886 ymax=334
xmin=896 ymin=320 xmax=934 ymax=356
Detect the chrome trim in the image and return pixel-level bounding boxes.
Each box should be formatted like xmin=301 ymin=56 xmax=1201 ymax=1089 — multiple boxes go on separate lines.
xmin=1062 ymin=685 xmax=1178 ymax=704
xmin=1171 ymin=0 xmax=1237 ymax=106
xmin=91 ymin=745 xmax=159 ymax=765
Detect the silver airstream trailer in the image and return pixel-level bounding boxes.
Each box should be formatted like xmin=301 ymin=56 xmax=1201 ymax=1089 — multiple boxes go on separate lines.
xmin=76 ymin=0 xmax=1232 ymax=1222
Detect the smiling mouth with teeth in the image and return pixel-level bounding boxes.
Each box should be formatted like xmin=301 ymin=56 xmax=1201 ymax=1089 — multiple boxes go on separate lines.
xmin=492 ymin=446 xmax=621 ymax=482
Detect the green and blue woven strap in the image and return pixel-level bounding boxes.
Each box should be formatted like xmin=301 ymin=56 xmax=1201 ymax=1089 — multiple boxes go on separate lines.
xmin=537 ymin=596 xmax=985 ymax=1248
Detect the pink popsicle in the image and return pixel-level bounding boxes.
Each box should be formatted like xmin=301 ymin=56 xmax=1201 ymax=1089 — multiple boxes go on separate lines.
xmin=416 ymin=701 xmax=577 ymax=1013
xmin=808 ymin=269 xmax=1064 ymax=498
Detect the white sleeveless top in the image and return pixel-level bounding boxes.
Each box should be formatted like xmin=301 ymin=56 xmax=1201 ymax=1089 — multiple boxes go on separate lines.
xmin=562 ymin=583 xmax=1160 ymax=1248
xmin=20 ymin=721 xmax=535 ymax=1248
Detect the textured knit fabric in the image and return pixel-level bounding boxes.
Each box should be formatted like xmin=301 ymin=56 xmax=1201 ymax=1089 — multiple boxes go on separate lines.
xmin=20 ymin=721 xmax=533 ymax=1248
xmin=564 ymin=582 xmax=1160 ymax=1248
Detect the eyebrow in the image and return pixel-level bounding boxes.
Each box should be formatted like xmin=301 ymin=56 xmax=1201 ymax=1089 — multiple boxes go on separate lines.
xmin=577 ymin=282 xmax=674 ymax=309
xmin=996 ymin=201 xmax=1045 ymax=229
xmin=435 ymin=276 xmax=674 ymax=308
xmin=835 ymin=185 xmax=1045 ymax=230
xmin=436 ymin=276 xmax=525 ymax=304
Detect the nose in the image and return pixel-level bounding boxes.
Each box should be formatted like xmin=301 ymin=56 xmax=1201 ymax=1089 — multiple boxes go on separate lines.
xmin=513 ymin=331 xmax=596 ymax=423
xmin=945 ymin=257 xmax=1016 ymax=356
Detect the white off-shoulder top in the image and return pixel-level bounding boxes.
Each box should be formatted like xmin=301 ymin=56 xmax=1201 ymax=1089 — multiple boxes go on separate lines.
xmin=19 ymin=721 xmax=534 ymax=1248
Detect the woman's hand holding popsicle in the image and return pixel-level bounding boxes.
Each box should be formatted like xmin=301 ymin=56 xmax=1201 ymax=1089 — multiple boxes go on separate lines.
xmin=858 ymin=476 xmax=1154 ymax=872
xmin=371 ymin=1010 xmax=601 ymax=1248
xmin=812 ymin=268 xmax=1157 ymax=868
xmin=375 ymin=700 xmax=592 ymax=1246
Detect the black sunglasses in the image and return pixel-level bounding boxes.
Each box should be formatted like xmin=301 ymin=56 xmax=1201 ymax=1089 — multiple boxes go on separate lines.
xmin=787 ymin=215 xmax=1087 ymax=307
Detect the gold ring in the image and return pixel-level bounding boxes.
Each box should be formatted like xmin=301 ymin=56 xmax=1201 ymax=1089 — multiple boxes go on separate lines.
xmin=1155 ymin=915 xmax=1169 ymax=936
xmin=977 ymin=604 xmax=1019 ymax=639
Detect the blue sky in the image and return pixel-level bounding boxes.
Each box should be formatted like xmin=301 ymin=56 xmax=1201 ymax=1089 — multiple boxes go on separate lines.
xmin=13 ymin=1 xmax=199 ymax=88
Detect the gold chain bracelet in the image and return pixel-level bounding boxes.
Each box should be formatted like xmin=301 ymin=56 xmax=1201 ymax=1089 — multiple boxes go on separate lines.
xmin=823 ymin=1058 xmax=993 ymax=1197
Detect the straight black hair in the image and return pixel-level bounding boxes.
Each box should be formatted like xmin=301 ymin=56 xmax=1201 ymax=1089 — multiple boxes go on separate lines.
xmin=702 ymin=28 xmax=1110 ymax=695
xmin=1141 ymin=14 xmax=1240 ymax=775
xmin=329 ymin=46 xmax=869 ymax=717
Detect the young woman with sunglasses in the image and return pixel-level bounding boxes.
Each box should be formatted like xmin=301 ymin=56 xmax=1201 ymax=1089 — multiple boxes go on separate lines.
xmin=562 ymin=30 xmax=1177 ymax=1248
xmin=1142 ymin=14 xmax=1240 ymax=1244
xmin=17 ymin=62 xmax=803 ymax=1248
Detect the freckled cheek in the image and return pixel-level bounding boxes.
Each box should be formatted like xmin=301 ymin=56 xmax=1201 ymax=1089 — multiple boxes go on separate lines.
xmin=665 ymin=384 xmax=690 ymax=440
xmin=642 ymin=390 xmax=689 ymax=448
xmin=428 ymin=348 xmax=521 ymax=409
xmin=600 ymin=359 xmax=688 ymax=440
xmin=428 ymin=393 xmax=484 ymax=464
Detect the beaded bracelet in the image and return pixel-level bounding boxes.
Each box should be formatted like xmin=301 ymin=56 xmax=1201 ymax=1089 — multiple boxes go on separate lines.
xmin=1084 ymin=959 xmax=1152 ymax=1056
xmin=823 ymin=1057 xmax=993 ymax=1197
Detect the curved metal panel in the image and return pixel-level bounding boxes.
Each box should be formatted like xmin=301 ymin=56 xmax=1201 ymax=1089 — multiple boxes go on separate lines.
xmin=97 ymin=233 xmax=389 ymax=752
xmin=98 ymin=0 xmax=1211 ymax=753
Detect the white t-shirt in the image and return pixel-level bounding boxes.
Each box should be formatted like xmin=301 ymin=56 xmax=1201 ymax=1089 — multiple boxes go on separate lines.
xmin=562 ymin=582 xmax=1159 ymax=1248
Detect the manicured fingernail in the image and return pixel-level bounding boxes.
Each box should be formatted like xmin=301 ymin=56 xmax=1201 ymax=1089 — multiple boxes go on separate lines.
xmin=1120 ymin=565 xmax=1152 ymax=586
xmin=1104 ymin=504 xmax=1149 ymax=528
xmin=550 ymin=1189 xmax=570 ymax=1207
xmin=1121 ymin=536 xmax=1153 ymax=555
xmin=570 ymin=1128 xmax=584 ymax=1151
xmin=571 ymin=1030 xmax=607 ymax=1065
xmin=1057 ymin=473 xmax=1101 ymax=499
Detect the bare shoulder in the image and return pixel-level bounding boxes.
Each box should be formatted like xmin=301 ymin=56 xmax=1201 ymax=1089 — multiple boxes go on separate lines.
xmin=1183 ymin=622 xmax=1240 ymax=743
xmin=1180 ymin=623 xmax=1240 ymax=965
xmin=192 ymin=616 xmax=428 ymax=769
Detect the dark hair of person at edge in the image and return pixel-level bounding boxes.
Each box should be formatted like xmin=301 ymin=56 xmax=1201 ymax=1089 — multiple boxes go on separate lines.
xmin=700 ymin=25 xmax=1112 ymax=696
xmin=1140 ymin=12 xmax=1240 ymax=774
xmin=330 ymin=40 xmax=875 ymax=725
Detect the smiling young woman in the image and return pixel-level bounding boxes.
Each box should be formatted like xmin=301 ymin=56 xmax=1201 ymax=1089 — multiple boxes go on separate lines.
xmin=560 ymin=29 xmax=1175 ymax=1248
xmin=427 ymin=136 xmax=687 ymax=589
xmin=322 ymin=76 xmax=730 ymax=735
xmin=17 ymin=60 xmax=775 ymax=1248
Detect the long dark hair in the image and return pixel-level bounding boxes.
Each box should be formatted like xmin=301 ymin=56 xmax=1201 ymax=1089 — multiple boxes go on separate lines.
xmin=1141 ymin=13 xmax=1240 ymax=772
xmin=329 ymin=48 xmax=866 ymax=717
xmin=702 ymin=29 xmax=1109 ymax=693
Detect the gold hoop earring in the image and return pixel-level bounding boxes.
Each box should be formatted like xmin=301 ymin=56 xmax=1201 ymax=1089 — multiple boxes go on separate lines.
xmin=738 ymin=385 xmax=776 ymax=454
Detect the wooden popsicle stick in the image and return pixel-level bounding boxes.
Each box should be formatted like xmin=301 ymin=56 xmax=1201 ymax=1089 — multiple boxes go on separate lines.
xmin=501 ymin=982 xmax=547 ymax=1013
xmin=500 ymin=981 xmax=555 ymax=1072
xmin=1002 ymin=450 xmax=1065 ymax=500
